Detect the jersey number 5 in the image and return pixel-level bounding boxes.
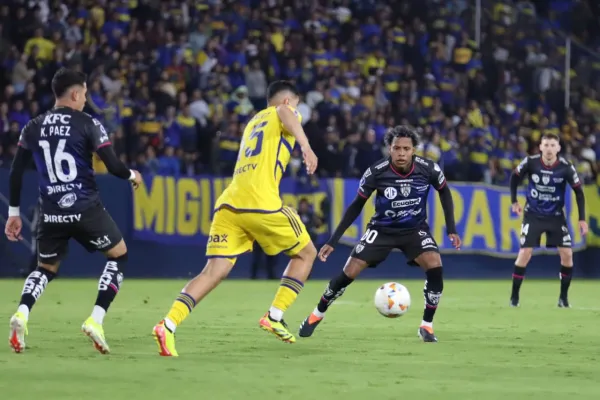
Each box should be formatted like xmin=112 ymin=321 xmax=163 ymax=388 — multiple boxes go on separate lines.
xmin=240 ymin=121 xmax=268 ymax=160
xmin=39 ymin=139 xmax=78 ymax=183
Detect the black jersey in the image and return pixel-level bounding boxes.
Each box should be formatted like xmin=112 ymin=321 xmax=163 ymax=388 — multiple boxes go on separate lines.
xmin=514 ymin=154 xmax=581 ymax=217
xmin=358 ymin=156 xmax=446 ymax=230
xmin=17 ymin=107 xmax=111 ymax=214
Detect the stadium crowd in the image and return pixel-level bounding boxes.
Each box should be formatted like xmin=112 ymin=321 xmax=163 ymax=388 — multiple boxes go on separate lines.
xmin=0 ymin=0 xmax=599 ymax=186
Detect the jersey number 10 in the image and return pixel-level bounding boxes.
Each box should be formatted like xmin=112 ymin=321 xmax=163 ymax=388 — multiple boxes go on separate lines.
xmin=239 ymin=120 xmax=268 ymax=160
xmin=39 ymin=139 xmax=78 ymax=183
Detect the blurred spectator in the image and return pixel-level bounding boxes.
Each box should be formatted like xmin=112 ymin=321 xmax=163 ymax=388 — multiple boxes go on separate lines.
xmin=0 ymin=0 xmax=597 ymax=188
xmin=297 ymin=198 xmax=323 ymax=245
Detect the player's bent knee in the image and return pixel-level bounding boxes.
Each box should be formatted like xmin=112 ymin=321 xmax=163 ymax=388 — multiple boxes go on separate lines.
xmin=343 ymin=257 xmax=368 ymax=279
xmin=516 ymin=248 xmax=533 ymax=266
xmin=202 ymin=258 xmax=235 ymax=280
xmin=294 ymin=241 xmax=317 ymax=262
xmin=558 ymin=247 xmax=573 ymax=265
xmin=415 ymin=251 xmax=442 ymax=269
xmin=104 ymin=239 xmax=127 ymax=258
xmin=107 ymin=252 xmax=128 ymax=273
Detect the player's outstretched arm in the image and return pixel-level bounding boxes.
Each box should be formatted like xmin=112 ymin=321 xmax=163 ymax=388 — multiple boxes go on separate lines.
xmin=319 ymin=195 xmax=368 ymax=261
xmin=5 ymin=145 xmax=32 ymax=241
xmin=276 ymin=105 xmax=317 ymax=174
xmin=87 ymin=118 xmax=142 ymax=188
xmin=96 ymin=145 xmax=141 ymax=187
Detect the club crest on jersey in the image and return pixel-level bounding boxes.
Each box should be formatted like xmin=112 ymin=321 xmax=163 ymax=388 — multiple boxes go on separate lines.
xmin=384 ymin=187 xmax=397 ymax=199
xmin=400 ymin=183 xmax=411 ymax=197
xmin=531 ymin=174 xmax=540 ymax=183
xmin=58 ymin=193 xmax=77 ymax=209
xmin=355 ymin=244 xmax=364 ymax=253
xmin=542 ymin=175 xmax=550 ymax=185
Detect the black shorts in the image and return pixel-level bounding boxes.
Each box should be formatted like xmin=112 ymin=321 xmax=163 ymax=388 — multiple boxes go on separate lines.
xmin=37 ymin=204 xmax=123 ymax=264
xmin=520 ymin=213 xmax=571 ymax=248
xmin=349 ymin=224 xmax=439 ymax=267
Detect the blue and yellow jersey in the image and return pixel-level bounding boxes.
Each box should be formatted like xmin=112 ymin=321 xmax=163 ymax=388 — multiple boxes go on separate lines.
xmin=215 ymin=106 xmax=302 ymax=213
xmin=136 ymin=113 xmax=162 ymax=136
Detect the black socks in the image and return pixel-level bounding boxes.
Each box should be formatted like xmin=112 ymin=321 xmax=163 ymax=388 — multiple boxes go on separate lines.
xmin=316 ymin=272 xmax=354 ymax=313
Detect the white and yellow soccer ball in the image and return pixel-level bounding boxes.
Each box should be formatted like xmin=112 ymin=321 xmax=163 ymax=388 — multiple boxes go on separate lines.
xmin=374 ymin=282 xmax=411 ymax=318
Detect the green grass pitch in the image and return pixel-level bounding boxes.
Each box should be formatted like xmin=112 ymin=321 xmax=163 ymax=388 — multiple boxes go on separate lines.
xmin=0 ymin=279 xmax=598 ymax=400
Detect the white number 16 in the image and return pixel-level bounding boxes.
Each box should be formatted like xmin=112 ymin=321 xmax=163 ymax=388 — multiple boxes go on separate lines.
xmin=39 ymin=139 xmax=78 ymax=183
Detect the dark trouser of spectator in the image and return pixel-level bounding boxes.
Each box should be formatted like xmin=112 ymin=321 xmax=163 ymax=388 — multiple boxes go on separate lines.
xmin=251 ymin=242 xmax=277 ymax=280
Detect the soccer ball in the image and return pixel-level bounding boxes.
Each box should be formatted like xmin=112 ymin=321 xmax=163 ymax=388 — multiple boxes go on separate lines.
xmin=374 ymin=282 xmax=411 ymax=318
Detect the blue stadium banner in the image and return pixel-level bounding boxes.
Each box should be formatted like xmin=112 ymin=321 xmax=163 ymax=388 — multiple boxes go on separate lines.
xmin=133 ymin=175 xmax=596 ymax=256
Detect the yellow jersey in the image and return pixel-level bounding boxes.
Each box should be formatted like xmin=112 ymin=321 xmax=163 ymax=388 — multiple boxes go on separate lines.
xmin=215 ymin=106 xmax=301 ymax=213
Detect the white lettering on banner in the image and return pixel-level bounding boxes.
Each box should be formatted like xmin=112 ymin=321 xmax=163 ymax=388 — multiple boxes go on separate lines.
xmin=43 ymin=214 xmax=81 ymax=223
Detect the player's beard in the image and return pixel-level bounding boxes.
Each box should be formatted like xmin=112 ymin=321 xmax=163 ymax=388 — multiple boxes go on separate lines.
xmin=393 ymin=159 xmax=412 ymax=172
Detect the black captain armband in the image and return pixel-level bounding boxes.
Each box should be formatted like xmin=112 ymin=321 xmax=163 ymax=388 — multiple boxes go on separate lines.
xmin=96 ymin=145 xmax=134 ymax=180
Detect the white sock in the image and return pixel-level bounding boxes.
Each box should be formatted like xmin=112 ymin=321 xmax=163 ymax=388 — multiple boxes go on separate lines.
xmin=312 ymin=307 xmax=325 ymax=318
xmin=164 ymin=318 xmax=176 ymax=333
xmin=17 ymin=305 xmax=29 ymax=320
xmin=268 ymin=306 xmax=283 ymax=321
xmin=421 ymin=320 xmax=433 ymax=329
xmin=91 ymin=306 xmax=106 ymax=325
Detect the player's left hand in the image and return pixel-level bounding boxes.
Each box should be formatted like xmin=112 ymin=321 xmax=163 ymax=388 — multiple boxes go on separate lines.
xmin=130 ymin=169 xmax=142 ymax=190
xmin=302 ymin=146 xmax=318 ymax=175
xmin=5 ymin=216 xmax=23 ymax=242
xmin=448 ymin=233 xmax=461 ymax=250
xmin=318 ymin=244 xmax=334 ymax=262
xmin=579 ymin=220 xmax=588 ymax=236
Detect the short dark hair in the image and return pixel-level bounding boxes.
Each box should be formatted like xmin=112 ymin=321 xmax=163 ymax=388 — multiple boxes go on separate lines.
xmin=266 ymin=80 xmax=299 ymax=101
xmin=541 ymin=132 xmax=560 ymax=142
xmin=384 ymin=125 xmax=420 ymax=147
xmin=51 ymin=68 xmax=87 ymax=98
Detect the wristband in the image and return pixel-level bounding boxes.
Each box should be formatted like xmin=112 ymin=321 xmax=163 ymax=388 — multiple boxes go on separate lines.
xmin=128 ymin=170 xmax=136 ymax=181
xmin=8 ymin=206 xmax=20 ymax=217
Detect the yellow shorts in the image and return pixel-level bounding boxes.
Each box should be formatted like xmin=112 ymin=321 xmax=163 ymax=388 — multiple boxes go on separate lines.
xmin=206 ymin=206 xmax=312 ymax=263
